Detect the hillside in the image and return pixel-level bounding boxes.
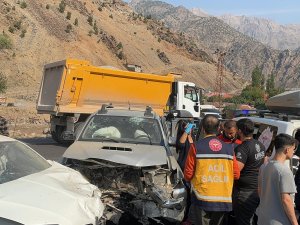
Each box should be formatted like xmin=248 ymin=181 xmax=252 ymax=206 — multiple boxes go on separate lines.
xmin=219 ymin=14 xmax=300 ymax=51
xmin=0 ymin=0 xmax=244 ymax=103
xmin=130 ymin=0 xmax=300 ymax=89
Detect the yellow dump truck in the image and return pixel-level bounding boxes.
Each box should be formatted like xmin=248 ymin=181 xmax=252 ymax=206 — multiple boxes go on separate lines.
xmin=37 ymin=59 xmax=201 ymax=143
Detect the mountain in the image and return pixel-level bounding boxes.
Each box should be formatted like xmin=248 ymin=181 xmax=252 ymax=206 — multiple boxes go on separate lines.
xmin=0 ymin=0 xmax=244 ymax=101
xmin=190 ymin=8 xmax=209 ymax=17
xmin=219 ymin=14 xmax=300 ymax=51
xmin=130 ymin=0 xmax=300 ymax=89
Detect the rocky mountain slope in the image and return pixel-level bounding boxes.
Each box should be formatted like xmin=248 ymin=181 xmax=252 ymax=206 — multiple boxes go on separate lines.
xmin=130 ymin=0 xmax=300 ymax=88
xmin=0 ymin=0 xmax=244 ymax=103
xmin=219 ymin=14 xmax=300 ymax=51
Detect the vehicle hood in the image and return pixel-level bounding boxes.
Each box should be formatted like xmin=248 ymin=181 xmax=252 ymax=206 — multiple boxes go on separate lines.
xmin=63 ymin=141 xmax=168 ymax=167
xmin=0 ymin=161 xmax=104 ymax=225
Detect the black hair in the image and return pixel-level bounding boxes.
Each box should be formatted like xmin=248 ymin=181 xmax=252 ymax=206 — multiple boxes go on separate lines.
xmin=224 ymin=120 xmax=237 ymax=129
xmin=274 ymin=133 xmax=297 ymax=153
xmin=236 ymin=118 xmax=254 ymax=137
xmin=202 ymin=115 xmax=220 ymax=135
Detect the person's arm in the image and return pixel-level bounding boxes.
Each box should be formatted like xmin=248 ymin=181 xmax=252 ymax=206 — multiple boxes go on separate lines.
xmin=179 ymin=132 xmax=188 ymax=144
xmin=233 ymin=155 xmax=240 ymax=180
xmin=282 ymin=193 xmax=298 ymax=225
xmin=258 ymin=166 xmax=263 ymax=198
xmin=237 ymin=161 xmax=245 ymax=171
xmin=184 ymin=144 xmax=197 ymax=181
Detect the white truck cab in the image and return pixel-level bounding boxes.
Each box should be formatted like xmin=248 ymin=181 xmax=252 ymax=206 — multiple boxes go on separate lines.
xmin=173 ymin=81 xmax=201 ymax=118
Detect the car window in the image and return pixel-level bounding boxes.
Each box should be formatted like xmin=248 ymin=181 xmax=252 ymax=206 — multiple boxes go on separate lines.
xmin=0 ymin=141 xmax=51 ymax=184
xmin=80 ymin=115 xmax=163 ymax=145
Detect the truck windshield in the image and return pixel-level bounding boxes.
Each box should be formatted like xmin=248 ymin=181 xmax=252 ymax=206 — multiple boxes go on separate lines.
xmin=79 ymin=115 xmax=163 ymax=145
xmin=184 ymin=85 xmax=198 ymax=102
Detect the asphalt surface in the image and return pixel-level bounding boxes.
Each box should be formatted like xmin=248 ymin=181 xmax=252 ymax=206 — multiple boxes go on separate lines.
xmin=19 ymin=137 xmax=69 ymax=161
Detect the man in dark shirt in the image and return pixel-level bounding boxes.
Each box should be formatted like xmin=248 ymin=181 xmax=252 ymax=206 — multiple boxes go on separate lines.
xmin=233 ymin=118 xmax=265 ymax=225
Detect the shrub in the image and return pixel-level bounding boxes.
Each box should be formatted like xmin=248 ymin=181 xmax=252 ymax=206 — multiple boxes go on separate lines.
xmin=20 ymin=1 xmax=27 ymax=9
xmin=109 ymin=14 xmax=113 ymax=19
xmin=12 ymin=6 xmax=16 ymax=10
xmin=74 ymin=18 xmax=78 ymax=26
xmin=58 ymin=0 xmax=66 ymax=13
xmin=87 ymin=15 xmax=93 ymax=26
xmin=93 ymin=21 xmax=98 ymax=35
xmin=88 ymin=30 xmax=93 ymax=36
xmin=117 ymin=51 xmax=124 ymax=60
xmin=98 ymin=7 xmax=102 ymax=11
xmin=65 ymin=24 xmax=72 ymax=33
xmin=13 ymin=21 xmax=22 ymax=30
xmin=20 ymin=29 xmax=26 ymax=38
xmin=116 ymin=42 xmax=122 ymax=50
xmin=66 ymin=11 xmax=71 ymax=20
xmin=0 ymin=72 xmax=7 ymax=94
xmin=0 ymin=34 xmax=12 ymax=49
xmin=8 ymin=26 xmax=15 ymax=33
xmin=46 ymin=4 xmax=50 ymax=9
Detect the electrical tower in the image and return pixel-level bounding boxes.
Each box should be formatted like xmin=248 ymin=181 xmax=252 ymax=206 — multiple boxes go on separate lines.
xmin=214 ymin=50 xmax=226 ymax=109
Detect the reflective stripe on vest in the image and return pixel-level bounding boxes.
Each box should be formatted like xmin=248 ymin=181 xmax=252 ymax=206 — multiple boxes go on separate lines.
xmin=191 ymin=157 xmax=234 ymax=203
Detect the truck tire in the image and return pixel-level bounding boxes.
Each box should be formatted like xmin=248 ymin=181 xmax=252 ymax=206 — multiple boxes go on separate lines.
xmin=51 ymin=126 xmax=66 ymax=144
xmin=51 ymin=131 xmax=59 ymax=143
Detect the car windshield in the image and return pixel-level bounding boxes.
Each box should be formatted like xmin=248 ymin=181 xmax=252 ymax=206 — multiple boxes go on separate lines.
xmin=0 ymin=141 xmax=51 ymax=184
xmin=79 ymin=115 xmax=163 ymax=145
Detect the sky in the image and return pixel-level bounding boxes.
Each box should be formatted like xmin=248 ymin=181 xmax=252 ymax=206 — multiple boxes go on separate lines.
xmin=141 ymin=0 xmax=300 ymax=25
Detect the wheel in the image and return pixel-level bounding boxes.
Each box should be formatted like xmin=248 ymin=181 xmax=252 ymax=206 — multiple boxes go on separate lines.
xmin=51 ymin=126 xmax=69 ymax=144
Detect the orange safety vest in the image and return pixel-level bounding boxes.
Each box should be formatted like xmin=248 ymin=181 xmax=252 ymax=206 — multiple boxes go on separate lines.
xmin=191 ymin=136 xmax=234 ymax=211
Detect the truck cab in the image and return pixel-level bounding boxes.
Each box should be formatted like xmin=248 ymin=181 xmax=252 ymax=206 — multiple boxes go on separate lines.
xmin=171 ymin=81 xmax=201 ymax=118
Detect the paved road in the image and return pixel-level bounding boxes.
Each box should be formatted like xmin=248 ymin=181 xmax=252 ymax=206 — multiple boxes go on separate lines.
xmin=19 ymin=137 xmax=69 ymax=161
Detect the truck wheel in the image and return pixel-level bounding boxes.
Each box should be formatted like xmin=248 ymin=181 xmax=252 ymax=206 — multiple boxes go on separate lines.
xmin=52 ymin=126 xmax=66 ymax=144
xmin=51 ymin=131 xmax=59 ymax=142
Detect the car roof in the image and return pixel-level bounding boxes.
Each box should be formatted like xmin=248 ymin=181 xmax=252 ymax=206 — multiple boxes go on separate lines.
xmin=0 ymin=135 xmax=16 ymax=142
xmin=234 ymin=116 xmax=300 ymax=134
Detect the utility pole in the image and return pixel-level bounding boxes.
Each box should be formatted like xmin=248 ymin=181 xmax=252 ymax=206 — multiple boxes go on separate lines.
xmin=214 ymin=49 xmax=226 ymax=109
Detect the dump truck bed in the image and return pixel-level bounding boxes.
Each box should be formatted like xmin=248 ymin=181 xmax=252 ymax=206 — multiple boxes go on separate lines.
xmin=37 ymin=59 xmax=175 ymax=116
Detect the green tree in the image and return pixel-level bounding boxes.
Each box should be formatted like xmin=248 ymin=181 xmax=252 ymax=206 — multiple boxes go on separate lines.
xmin=251 ymin=66 xmax=264 ymax=88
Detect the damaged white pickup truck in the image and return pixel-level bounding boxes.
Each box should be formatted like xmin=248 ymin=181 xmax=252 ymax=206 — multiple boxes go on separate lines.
xmin=62 ymin=106 xmax=187 ymax=224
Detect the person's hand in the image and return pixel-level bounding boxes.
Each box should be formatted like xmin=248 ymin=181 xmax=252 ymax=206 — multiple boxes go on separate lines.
xmin=185 ymin=123 xmax=195 ymax=134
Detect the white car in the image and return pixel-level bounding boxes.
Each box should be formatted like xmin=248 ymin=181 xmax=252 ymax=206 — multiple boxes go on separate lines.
xmin=0 ymin=135 xmax=104 ymax=225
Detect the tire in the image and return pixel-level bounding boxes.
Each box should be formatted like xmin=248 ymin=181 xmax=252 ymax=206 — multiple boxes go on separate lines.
xmin=51 ymin=126 xmax=67 ymax=144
